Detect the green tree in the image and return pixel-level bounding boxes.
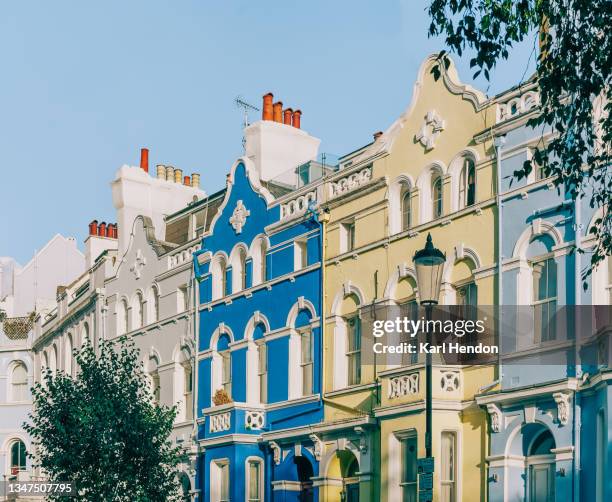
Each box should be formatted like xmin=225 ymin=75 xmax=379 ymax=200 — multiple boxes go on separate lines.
xmin=427 ymin=0 xmax=611 ymax=279
xmin=25 ymin=338 xmax=184 ymax=502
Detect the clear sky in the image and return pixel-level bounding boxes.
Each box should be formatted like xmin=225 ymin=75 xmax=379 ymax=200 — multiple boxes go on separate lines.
xmin=0 ymin=0 xmax=535 ymax=264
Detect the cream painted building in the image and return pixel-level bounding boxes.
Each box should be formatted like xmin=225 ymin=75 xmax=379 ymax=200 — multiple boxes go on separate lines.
xmin=316 ymin=55 xmax=498 ymax=502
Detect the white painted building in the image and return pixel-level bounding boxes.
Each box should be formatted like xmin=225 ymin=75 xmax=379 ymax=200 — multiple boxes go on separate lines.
xmin=33 ymin=150 xmax=208 ymax=500
xmin=0 ymin=235 xmax=84 ymax=487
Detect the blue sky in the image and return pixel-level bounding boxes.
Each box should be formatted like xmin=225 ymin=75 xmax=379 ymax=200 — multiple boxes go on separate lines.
xmin=0 ymin=0 xmax=535 ymax=264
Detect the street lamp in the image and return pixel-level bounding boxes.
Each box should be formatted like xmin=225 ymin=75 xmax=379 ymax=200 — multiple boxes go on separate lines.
xmin=413 ymin=233 xmax=445 ymax=461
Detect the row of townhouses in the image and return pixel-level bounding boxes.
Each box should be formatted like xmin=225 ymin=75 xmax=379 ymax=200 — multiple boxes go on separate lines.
xmin=0 ymin=54 xmax=609 ymax=501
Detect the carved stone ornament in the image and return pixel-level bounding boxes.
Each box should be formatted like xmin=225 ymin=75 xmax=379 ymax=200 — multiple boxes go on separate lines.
xmin=415 ymin=110 xmax=445 ymax=150
xmin=309 ymin=434 xmax=323 ymax=461
xmin=487 ymin=404 xmax=502 ymax=433
xmin=130 ymin=249 xmax=147 ymax=279
xmin=269 ymin=441 xmax=281 ymax=465
xmin=553 ymin=392 xmax=571 ymax=425
xmin=229 ymin=200 xmax=250 ymax=234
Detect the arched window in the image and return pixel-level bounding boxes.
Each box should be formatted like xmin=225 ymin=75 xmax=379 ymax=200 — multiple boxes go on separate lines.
xmin=183 ymin=363 xmax=193 ymax=421
xmin=150 ymin=286 xmax=160 ymax=322
xmin=117 ymin=299 xmax=128 ymax=335
xmin=346 ymin=314 xmax=361 ymax=386
xmin=10 ymin=440 xmax=26 ymax=475
xmin=458 ymin=157 xmax=476 ymax=208
xmin=10 ymin=363 xmax=28 ymax=401
xmin=211 ymin=255 xmax=228 ymax=300
xmin=221 ymin=349 xmax=231 ymax=396
xmin=532 ymin=256 xmax=557 ymax=343
xmin=432 ymin=174 xmax=443 ymax=219
xmin=231 ymin=247 xmax=247 ymax=293
xmin=180 ymin=474 xmax=191 ymax=502
xmin=300 ymin=328 xmax=314 ymax=396
xmin=212 ymin=332 xmax=233 ymax=405
xmin=401 ymin=185 xmax=412 ymax=231
xmin=65 ymin=334 xmax=73 ymax=376
xmin=82 ymin=323 xmax=90 ymax=346
xmin=257 ymin=342 xmax=267 ymax=404
xmin=251 ymin=237 xmax=269 ymax=286
xmin=132 ymin=293 xmax=145 ymax=329
xmin=41 ymin=352 xmax=49 ymax=383
xmin=49 ymin=346 xmax=58 ymax=375
xmin=246 ymin=458 xmax=264 ymax=502
xmin=151 ymin=371 xmax=160 ymax=404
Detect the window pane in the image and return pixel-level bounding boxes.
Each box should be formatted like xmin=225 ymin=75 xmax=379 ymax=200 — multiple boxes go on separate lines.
xmin=258 ymin=344 xmax=267 ymax=403
xmin=401 ymin=190 xmax=411 ymax=231
xmin=220 ymin=464 xmax=229 ymax=501
xmin=248 ymin=461 xmax=260 ymax=500
xmin=401 ymin=434 xmax=418 ymax=502
xmin=441 ymin=432 xmax=456 ymax=502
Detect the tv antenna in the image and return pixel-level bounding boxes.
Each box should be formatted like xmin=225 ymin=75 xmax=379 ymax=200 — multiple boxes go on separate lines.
xmin=235 ymin=96 xmax=260 ymax=151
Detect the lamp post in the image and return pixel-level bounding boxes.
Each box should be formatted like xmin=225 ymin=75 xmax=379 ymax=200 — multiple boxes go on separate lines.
xmin=413 ymin=233 xmax=445 ymax=460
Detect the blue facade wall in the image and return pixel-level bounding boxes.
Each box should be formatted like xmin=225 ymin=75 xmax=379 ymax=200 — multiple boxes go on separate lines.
xmin=194 ymin=160 xmax=324 ymax=501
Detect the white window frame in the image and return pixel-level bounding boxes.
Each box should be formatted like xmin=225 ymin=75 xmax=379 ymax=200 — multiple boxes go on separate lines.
xmin=345 ymin=315 xmax=361 ymax=386
xmin=432 ymin=175 xmax=443 ymax=219
xmin=300 ymin=327 xmax=314 ymax=397
xmin=257 ymin=341 xmax=267 ymax=404
xmin=10 ymin=362 xmax=28 ymax=402
xmin=401 ymin=186 xmax=412 ymax=232
xmin=341 ymin=221 xmax=356 ymax=253
xmin=294 ymin=239 xmax=308 ymax=271
xmin=211 ymin=458 xmax=230 ymax=502
xmin=440 ymin=430 xmax=458 ymax=502
xmin=531 ymin=254 xmax=557 ymax=343
xmin=245 ymin=456 xmax=264 ymax=502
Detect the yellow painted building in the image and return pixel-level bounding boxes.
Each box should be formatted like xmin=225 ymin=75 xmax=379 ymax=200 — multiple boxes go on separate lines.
xmin=316 ymin=55 xmax=498 ymax=501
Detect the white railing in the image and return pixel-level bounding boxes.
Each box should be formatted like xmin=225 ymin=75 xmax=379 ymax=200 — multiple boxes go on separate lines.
xmin=388 ymin=371 xmax=419 ymax=399
xmin=496 ymin=90 xmax=539 ymax=124
xmin=168 ymin=244 xmax=201 ymax=270
xmin=280 ymin=190 xmax=316 ymax=221
xmin=209 ymin=411 xmax=231 ymax=433
xmin=245 ymin=409 xmax=265 ymax=430
xmin=329 ymin=166 xmax=373 ymax=199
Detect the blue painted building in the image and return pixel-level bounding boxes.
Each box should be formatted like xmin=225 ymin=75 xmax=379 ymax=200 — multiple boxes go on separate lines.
xmin=193 ymin=103 xmax=330 ymax=501
xmin=476 ymin=82 xmax=611 ymax=501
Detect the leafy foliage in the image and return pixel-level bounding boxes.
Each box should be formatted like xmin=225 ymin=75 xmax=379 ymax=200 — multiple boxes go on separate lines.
xmin=427 ymin=0 xmax=611 ymax=278
xmin=25 ymin=338 xmax=184 ymax=502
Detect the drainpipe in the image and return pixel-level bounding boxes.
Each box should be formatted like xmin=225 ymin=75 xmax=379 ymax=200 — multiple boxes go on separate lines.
xmin=191 ymin=260 xmax=200 ymax=501
xmin=573 ymin=191 xmax=582 ymax=502
xmin=494 ymin=135 xmax=506 ymax=383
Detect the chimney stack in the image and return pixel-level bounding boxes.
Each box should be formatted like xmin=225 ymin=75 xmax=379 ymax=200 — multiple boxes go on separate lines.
xmin=283 ymin=108 xmax=293 ymax=125
xmin=140 ymin=148 xmax=149 ymax=173
xmin=262 ymin=93 xmax=274 ymax=121
xmin=292 ymin=110 xmax=302 ymax=129
xmin=273 ymin=102 xmax=283 ymax=123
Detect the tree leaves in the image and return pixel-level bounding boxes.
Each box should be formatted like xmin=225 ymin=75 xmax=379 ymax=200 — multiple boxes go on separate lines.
xmin=24 ymin=339 xmax=183 ymax=502
xmin=427 ymin=0 xmax=612 ymax=281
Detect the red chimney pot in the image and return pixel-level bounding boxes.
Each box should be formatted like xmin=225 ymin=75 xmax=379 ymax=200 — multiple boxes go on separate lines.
xmin=98 ymin=222 xmax=107 ymax=237
xmin=184 ymin=175 xmax=191 ymax=186
xmin=273 ymin=102 xmax=283 ymax=123
xmin=88 ymin=220 xmax=98 ymax=236
xmin=262 ymin=93 xmax=274 ymax=121
xmin=283 ymin=108 xmax=293 ymax=125
xmin=292 ymin=109 xmax=302 ymax=129
xmin=140 ymin=148 xmax=149 ymax=173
